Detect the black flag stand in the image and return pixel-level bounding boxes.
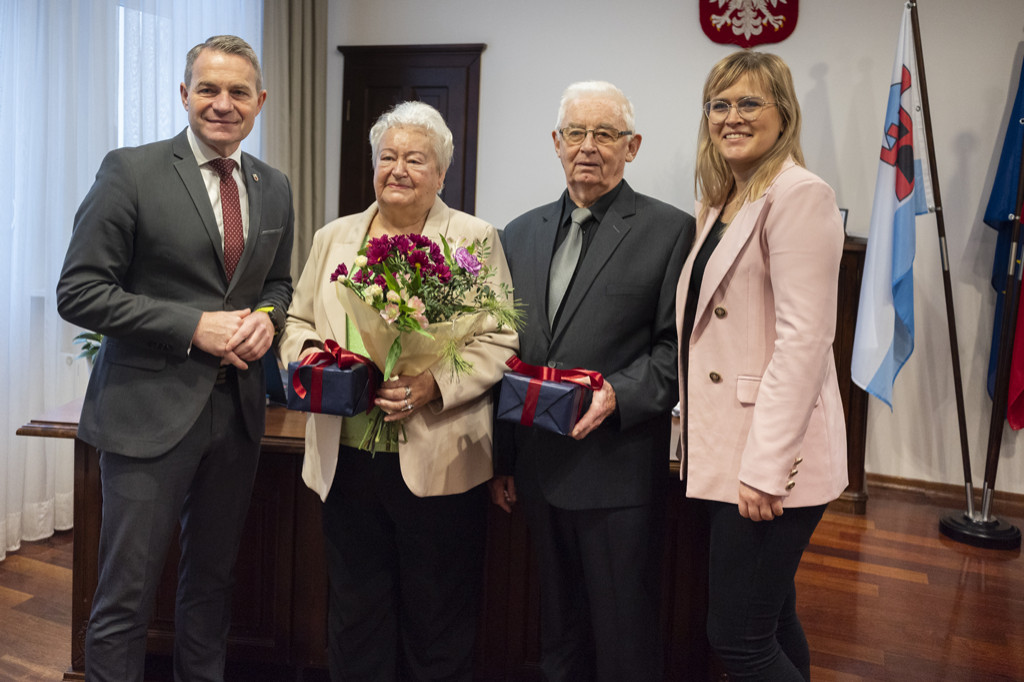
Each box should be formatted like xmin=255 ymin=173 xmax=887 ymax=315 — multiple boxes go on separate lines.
xmin=904 ymin=1 xmax=1020 ymax=549
xmin=939 ymin=131 xmax=1024 ymax=550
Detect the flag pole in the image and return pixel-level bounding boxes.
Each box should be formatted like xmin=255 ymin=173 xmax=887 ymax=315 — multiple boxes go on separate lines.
xmin=908 ymin=0 xmax=1023 ymax=549
xmin=959 ymin=141 xmax=1024 ymax=549
xmin=904 ymin=3 xmax=972 ymax=519
xmin=981 ymin=128 xmax=1024 ymax=519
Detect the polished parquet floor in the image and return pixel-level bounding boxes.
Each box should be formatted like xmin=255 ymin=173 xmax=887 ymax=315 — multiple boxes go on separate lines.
xmin=799 ymin=487 xmax=1024 ymax=682
xmin=0 ymin=484 xmax=1022 ymax=681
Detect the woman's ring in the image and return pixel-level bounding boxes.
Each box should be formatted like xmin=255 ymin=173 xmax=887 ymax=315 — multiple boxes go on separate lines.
xmin=404 ymin=386 xmax=412 ymax=399
xmin=404 ymin=398 xmax=413 ymax=411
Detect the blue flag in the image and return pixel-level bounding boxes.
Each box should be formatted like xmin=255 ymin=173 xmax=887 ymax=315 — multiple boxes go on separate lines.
xmin=985 ymin=59 xmax=1024 ymax=400
xmin=851 ymin=5 xmax=935 ymax=408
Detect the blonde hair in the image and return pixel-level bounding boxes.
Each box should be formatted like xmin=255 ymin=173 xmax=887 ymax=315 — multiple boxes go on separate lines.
xmin=695 ymin=51 xmax=804 ymax=225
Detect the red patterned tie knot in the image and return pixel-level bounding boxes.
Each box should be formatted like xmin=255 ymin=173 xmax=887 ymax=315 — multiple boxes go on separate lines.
xmin=209 ymin=157 xmax=237 ymax=178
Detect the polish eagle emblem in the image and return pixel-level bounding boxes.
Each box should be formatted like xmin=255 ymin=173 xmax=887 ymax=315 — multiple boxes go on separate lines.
xmin=700 ymin=0 xmax=799 ymax=48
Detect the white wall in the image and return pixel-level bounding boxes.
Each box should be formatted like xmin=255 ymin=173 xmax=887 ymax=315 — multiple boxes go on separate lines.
xmin=324 ymin=0 xmax=1024 ymax=495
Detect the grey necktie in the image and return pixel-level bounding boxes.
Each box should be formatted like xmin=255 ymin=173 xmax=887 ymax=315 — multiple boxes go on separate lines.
xmin=548 ymin=206 xmax=592 ymax=324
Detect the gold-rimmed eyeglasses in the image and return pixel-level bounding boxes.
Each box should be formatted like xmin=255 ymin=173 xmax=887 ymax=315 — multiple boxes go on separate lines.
xmin=559 ymin=127 xmax=633 ymax=146
xmin=703 ymin=97 xmax=777 ymax=124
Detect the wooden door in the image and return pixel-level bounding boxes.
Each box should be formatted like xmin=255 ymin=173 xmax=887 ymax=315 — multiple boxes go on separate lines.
xmin=337 ymin=44 xmax=484 ymax=218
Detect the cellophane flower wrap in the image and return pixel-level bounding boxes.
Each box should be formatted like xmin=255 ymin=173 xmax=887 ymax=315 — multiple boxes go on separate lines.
xmin=331 ymin=232 xmax=521 ymax=453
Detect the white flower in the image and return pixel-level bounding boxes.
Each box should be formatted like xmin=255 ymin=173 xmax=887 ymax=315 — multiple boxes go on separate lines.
xmin=355 ymin=255 xmax=368 ymax=268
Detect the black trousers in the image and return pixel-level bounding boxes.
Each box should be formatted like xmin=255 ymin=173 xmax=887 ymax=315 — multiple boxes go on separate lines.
xmin=85 ymin=380 xmax=260 ymax=682
xmin=704 ymin=500 xmax=827 ymax=682
xmin=322 ymin=445 xmax=487 ymax=682
xmin=521 ymin=494 xmax=665 ymax=682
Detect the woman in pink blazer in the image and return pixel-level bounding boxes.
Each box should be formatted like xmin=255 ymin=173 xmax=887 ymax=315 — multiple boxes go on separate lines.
xmin=677 ymin=52 xmax=847 ymax=680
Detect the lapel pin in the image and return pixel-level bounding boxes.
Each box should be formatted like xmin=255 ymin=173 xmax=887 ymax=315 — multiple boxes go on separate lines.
xmin=252 ymin=173 xmax=259 ymax=182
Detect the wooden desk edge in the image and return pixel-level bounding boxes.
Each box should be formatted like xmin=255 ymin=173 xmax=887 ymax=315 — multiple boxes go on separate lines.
xmin=18 ymin=398 xmax=308 ymax=445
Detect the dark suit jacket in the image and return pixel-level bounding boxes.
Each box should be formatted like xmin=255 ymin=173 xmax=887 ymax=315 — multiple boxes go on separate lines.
xmin=497 ymin=181 xmax=694 ymax=509
xmin=57 ymin=128 xmax=294 ymax=458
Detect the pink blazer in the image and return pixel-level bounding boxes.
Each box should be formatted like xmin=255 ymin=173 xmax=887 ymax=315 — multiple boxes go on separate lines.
xmin=676 ymin=160 xmax=848 ymax=507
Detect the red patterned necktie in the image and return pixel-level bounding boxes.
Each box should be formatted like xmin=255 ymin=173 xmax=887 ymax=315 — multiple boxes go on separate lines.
xmin=209 ymin=158 xmax=244 ymax=281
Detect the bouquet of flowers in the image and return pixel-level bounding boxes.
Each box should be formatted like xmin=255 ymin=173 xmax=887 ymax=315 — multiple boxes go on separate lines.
xmin=330 ymin=232 xmax=521 ymax=453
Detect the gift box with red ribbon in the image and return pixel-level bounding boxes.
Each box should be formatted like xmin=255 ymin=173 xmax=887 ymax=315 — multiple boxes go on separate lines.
xmin=286 ymin=340 xmax=380 ymax=416
xmin=496 ymin=356 xmax=604 ymax=436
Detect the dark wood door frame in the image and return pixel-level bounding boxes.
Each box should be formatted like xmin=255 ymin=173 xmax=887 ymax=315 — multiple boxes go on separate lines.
xmin=337 ymin=44 xmax=485 ymax=218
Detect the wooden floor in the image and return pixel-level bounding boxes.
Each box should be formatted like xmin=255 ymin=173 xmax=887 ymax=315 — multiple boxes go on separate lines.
xmin=0 ymin=527 xmax=73 ymax=681
xmin=799 ymin=486 xmax=1024 ymax=682
xmin=1 ymin=484 xmax=1022 ymax=681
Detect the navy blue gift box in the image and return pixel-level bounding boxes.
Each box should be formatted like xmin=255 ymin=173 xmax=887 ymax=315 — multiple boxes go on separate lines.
xmin=286 ymin=360 xmax=376 ymax=416
xmin=496 ymin=372 xmax=585 ymax=436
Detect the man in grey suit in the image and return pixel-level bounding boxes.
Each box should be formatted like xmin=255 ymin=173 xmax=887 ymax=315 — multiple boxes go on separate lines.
xmin=491 ymin=81 xmax=694 ymax=681
xmin=56 ymin=35 xmax=293 ymax=681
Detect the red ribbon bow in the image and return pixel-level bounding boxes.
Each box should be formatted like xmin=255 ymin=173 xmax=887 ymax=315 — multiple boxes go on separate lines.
xmin=504 ymin=356 xmax=604 ymax=427
xmin=292 ymin=339 xmax=378 ymax=414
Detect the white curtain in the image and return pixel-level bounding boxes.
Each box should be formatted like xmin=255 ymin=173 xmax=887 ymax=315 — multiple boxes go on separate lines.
xmin=0 ymin=0 xmax=262 ymax=562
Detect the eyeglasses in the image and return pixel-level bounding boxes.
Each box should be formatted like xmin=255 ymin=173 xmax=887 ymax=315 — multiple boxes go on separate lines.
xmin=703 ymin=97 xmax=777 ymax=124
xmin=559 ymin=127 xmax=633 ymax=146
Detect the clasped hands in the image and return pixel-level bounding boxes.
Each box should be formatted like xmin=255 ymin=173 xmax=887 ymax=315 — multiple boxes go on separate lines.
xmin=192 ymin=308 xmax=274 ymax=369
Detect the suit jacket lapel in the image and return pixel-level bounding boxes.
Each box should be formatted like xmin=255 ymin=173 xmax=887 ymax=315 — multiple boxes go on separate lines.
xmin=691 ymin=194 xmax=765 ymax=334
xmin=421 ymin=196 xmax=452 ymax=243
xmin=228 ymin=153 xmax=264 ymax=291
xmin=552 ymin=184 xmax=635 ymax=343
xmin=533 ymin=205 xmax=560 ymax=343
xmin=694 ymin=160 xmax=798 ymax=324
xmin=171 ymin=131 xmax=223 ymax=273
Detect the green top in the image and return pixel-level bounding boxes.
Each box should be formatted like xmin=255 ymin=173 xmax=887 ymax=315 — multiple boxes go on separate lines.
xmin=338 ymin=314 xmax=395 ymax=451
xmin=338 ymin=232 xmax=396 ymax=453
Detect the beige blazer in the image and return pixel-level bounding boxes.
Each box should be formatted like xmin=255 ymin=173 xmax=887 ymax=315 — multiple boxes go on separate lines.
xmin=676 ymin=160 xmax=848 ymax=507
xmin=279 ymin=197 xmax=519 ymax=500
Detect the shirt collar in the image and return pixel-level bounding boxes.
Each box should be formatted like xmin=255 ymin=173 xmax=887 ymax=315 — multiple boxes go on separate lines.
xmin=186 ymin=127 xmax=244 ymax=169
xmin=559 ymin=179 xmax=625 ymax=227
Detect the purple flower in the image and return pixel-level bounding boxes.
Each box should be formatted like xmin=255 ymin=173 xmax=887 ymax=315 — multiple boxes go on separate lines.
xmin=365 ymin=237 xmax=393 ymax=265
xmin=409 ymin=234 xmax=432 ymax=248
xmin=454 ymin=247 xmax=481 ymax=277
xmin=407 ymin=250 xmax=430 ymax=270
xmin=429 ymin=243 xmax=444 ymax=265
xmin=432 ymin=262 xmax=452 ymax=283
xmin=392 ymin=235 xmax=413 ymax=255
xmin=330 ymin=263 xmax=349 ymax=282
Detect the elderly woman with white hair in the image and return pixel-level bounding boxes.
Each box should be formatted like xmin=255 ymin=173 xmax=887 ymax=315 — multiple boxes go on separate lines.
xmin=279 ymin=101 xmax=518 ymax=681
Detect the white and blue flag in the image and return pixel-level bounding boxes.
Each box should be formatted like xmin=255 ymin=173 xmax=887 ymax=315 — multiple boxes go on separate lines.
xmin=851 ymin=4 xmax=935 ymax=408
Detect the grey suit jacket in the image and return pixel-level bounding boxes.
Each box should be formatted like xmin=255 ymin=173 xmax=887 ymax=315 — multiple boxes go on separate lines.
xmin=497 ymin=181 xmax=694 ymax=509
xmin=57 ymin=128 xmax=294 ymax=458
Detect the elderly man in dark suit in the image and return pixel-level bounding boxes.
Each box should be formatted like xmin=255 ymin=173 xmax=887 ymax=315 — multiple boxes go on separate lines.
xmin=492 ymin=81 xmax=695 ymax=682
xmin=56 ymin=35 xmax=293 ymax=681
